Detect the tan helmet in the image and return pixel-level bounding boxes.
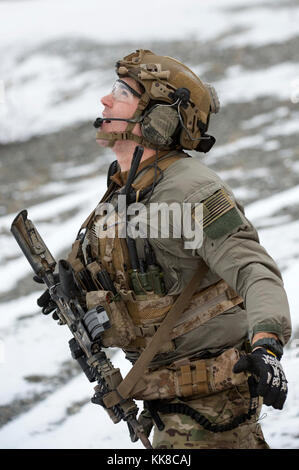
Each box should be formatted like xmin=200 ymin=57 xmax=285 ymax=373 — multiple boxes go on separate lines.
xmin=95 ymin=49 xmax=220 ymax=152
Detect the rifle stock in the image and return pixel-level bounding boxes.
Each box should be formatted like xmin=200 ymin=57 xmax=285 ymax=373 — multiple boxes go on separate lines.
xmin=11 ymin=210 xmax=56 ymax=284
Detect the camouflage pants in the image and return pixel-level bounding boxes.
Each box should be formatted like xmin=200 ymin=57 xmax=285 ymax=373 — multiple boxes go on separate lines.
xmin=151 ymin=383 xmax=269 ymax=449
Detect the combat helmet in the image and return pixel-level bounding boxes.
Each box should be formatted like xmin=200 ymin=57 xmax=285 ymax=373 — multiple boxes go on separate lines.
xmin=95 ymin=49 xmax=220 ymax=152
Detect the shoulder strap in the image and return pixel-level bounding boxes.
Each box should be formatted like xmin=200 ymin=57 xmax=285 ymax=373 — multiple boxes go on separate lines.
xmin=132 ymin=151 xmax=189 ymax=193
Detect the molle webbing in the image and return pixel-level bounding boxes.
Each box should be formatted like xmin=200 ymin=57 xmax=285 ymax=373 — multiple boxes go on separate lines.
xmin=179 ymin=360 xmax=209 ymax=397
xmin=170 ymin=279 xmax=243 ymax=340
xmin=103 ymin=260 xmax=209 ymax=408
xmin=126 ymin=279 xmax=243 ymax=350
xmin=130 ymin=348 xmax=248 ymax=402
xmin=67 ymin=151 xmax=189 ymax=277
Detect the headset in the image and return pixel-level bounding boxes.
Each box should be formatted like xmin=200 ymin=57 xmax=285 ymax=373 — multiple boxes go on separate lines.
xmin=93 ymin=87 xmax=215 ymax=153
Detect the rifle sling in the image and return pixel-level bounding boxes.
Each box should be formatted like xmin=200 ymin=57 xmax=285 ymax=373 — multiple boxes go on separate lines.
xmin=103 ymin=260 xmax=209 ymax=408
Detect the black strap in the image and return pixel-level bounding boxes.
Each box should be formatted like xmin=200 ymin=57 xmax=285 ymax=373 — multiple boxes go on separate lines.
xmin=107 ymin=160 xmax=119 ymax=188
xmin=144 ymin=396 xmax=259 ymax=433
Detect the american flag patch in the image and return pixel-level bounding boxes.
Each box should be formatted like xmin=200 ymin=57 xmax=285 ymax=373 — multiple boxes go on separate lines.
xmin=193 ymin=189 xmax=243 ymax=239
xmin=193 ymin=189 xmax=235 ymax=229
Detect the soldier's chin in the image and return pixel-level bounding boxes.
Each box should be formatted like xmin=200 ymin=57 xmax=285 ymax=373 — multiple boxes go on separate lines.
xmin=96 ymin=138 xmax=109 ymax=148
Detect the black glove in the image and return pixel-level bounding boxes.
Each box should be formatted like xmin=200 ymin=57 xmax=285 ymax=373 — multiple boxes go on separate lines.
xmin=33 ymin=274 xmax=60 ymax=320
xmin=233 ymin=348 xmax=288 ymax=410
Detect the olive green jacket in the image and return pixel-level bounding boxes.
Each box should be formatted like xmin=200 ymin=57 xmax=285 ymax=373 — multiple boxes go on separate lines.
xmin=123 ymin=154 xmax=292 ymax=366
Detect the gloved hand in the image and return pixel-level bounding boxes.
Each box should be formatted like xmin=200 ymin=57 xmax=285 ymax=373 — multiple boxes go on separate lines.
xmin=137 ymin=408 xmax=154 ymax=438
xmin=233 ymin=348 xmax=288 ymax=410
xmin=130 ymin=408 xmax=154 ymax=443
xmin=33 ymin=274 xmax=60 ymax=320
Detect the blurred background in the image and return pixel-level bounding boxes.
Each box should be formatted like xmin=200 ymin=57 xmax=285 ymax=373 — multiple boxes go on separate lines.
xmin=0 ymin=0 xmax=299 ymax=449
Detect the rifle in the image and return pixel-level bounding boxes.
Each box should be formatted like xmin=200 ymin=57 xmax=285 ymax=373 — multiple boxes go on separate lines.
xmin=10 ymin=209 xmax=152 ymax=449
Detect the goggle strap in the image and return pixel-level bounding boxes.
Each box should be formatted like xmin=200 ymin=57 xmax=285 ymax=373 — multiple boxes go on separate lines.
xmin=116 ymin=79 xmax=142 ymax=98
xmin=124 ymin=93 xmax=150 ymax=133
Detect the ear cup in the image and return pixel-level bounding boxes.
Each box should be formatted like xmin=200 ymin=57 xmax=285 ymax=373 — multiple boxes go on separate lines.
xmin=141 ymin=106 xmax=180 ymax=147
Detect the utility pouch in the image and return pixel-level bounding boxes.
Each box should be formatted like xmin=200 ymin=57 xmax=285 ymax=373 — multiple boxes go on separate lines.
xmin=86 ymin=291 xmax=136 ymax=348
xmin=119 ymin=279 xmax=242 ymax=354
xmin=130 ymin=348 xmax=248 ymax=401
xmin=119 ymin=290 xmax=176 ymax=353
xmin=120 ymin=289 xmax=175 ymax=325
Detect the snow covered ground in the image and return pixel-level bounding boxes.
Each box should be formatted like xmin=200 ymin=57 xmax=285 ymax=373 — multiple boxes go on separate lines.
xmin=1 ymin=178 xmax=299 ymax=449
xmin=0 ymin=0 xmax=299 ymax=449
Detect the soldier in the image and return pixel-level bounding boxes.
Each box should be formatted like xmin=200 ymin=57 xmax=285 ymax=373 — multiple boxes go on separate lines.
xmin=39 ymin=49 xmax=291 ymax=449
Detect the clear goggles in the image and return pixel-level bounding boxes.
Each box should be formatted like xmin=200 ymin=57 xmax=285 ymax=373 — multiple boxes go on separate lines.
xmin=111 ymin=79 xmax=142 ymax=103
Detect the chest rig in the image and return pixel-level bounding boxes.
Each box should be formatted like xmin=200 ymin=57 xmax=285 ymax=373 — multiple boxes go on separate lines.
xmin=67 ymin=150 xmax=243 ymax=360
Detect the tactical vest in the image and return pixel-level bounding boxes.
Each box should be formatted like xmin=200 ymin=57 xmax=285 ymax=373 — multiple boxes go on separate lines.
xmin=67 ymin=151 xmax=244 ymax=401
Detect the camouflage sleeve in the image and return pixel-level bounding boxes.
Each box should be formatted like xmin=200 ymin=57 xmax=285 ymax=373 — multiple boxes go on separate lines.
xmin=192 ymin=186 xmax=292 ymax=346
